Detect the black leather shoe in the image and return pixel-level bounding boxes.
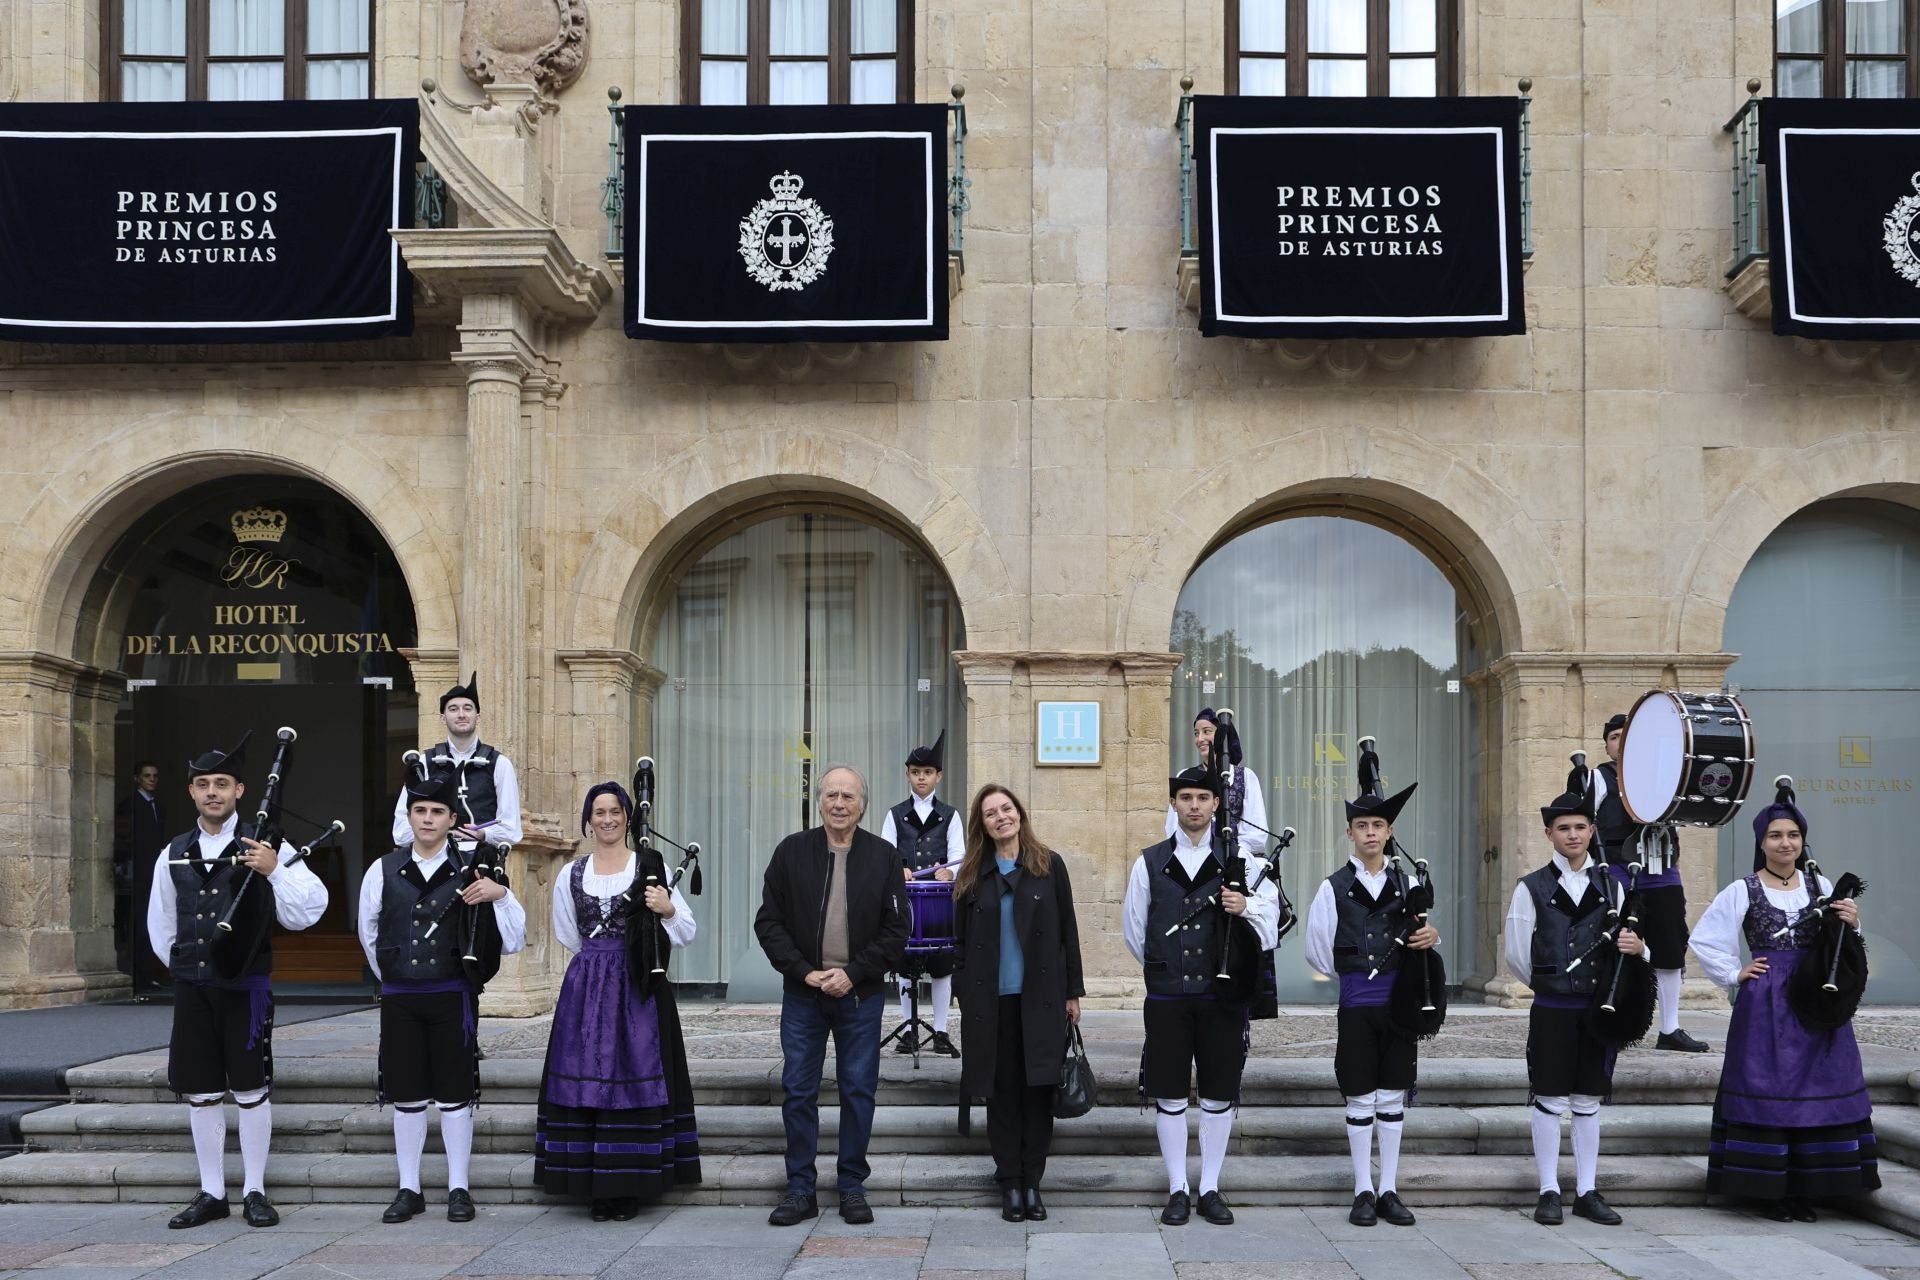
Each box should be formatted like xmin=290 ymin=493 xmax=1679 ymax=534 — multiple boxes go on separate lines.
xmin=1196 ymin=1191 xmax=1234 ymax=1226
xmin=1161 ymin=1190 xmax=1191 ymax=1225
xmin=446 ymin=1188 xmax=476 ymax=1222
xmin=929 ymin=1031 xmax=961 ymax=1058
xmin=611 ymin=1197 xmax=641 ymax=1222
xmin=1761 ymin=1200 xmax=1796 ymax=1222
xmin=1655 ymin=1029 xmax=1710 ymax=1053
xmin=1023 ymin=1187 xmax=1047 ymax=1222
xmin=838 ymin=1192 xmax=874 ymax=1224
xmin=167 ymin=1192 xmax=230 ymax=1230
xmin=381 ymin=1189 xmax=426 ymax=1224
xmin=1572 ymin=1191 xmax=1622 ymax=1225
xmin=1348 ymin=1191 xmax=1377 ymax=1227
xmin=590 ymin=1199 xmax=614 ymax=1222
xmin=893 ymin=1032 xmax=920 ymax=1055
xmin=1534 ymin=1191 xmax=1563 ymax=1226
xmin=1787 ymin=1198 xmax=1818 ymax=1223
xmin=1375 ymin=1191 xmax=1415 ymax=1226
xmin=241 ymin=1191 xmax=279 ymax=1228
xmin=767 ymin=1192 xmax=818 ymax=1226
xmin=1000 ymin=1187 xmax=1025 ymax=1223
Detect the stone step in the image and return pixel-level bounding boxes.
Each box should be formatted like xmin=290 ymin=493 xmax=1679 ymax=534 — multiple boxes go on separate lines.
xmin=29 ymin=1100 xmax=1807 ymax=1159
xmin=66 ymin=1053 xmax=1920 ymax=1109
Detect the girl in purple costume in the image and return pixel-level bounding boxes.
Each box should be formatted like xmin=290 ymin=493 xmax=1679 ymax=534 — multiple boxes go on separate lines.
xmin=535 ymin=782 xmax=702 ymax=1219
xmin=1691 ymin=784 xmax=1876 ymax=1222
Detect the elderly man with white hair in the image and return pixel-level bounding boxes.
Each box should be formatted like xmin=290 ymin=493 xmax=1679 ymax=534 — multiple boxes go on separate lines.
xmin=755 ymin=763 xmax=911 ymax=1228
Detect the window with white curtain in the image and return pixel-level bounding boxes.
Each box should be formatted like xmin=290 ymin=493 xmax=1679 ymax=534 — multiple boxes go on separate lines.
xmin=1169 ymin=515 xmax=1479 ymax=1002
xmin=647 ymin=510 xmax=965 ymax=996
xmin=1776 ymin=0 xmax=1916 ymax=97
xmin=111 ymin=0 xmax=371 ymax=101
xmin=1231 ymin=0 xmax=1452 ymax=96
xmin=687 ymin=0 xmax=910 ymax=104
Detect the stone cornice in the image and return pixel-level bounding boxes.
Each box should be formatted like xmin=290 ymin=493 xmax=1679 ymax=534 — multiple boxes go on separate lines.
xmin=391 ymin=226 xmax=612 ymax=327
xmin=557 ymin=648 xmax=663 ymax=694
xmin=953 ymin=650 xmax=1185 ymax=682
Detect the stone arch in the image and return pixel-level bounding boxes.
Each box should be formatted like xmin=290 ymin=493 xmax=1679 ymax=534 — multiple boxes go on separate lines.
xmin=1 ymin=420 xmax=461 ymax=662
xmin=1676 ymin=432 xmax=1920 ymax=654
xmin=566 ymin=426 xmax=1018 ymax=656
xmin=1116 ymin=426 xmax=1567 ymax=658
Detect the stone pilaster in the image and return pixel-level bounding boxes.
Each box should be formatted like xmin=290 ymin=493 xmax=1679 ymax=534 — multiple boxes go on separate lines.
xmin=397 ymin=647 xmax=461 ymax=751
xmin=556 ymin=649 xmax=660 ymax=789
xmin=0 ymin=652 xmax=131 ymax=1008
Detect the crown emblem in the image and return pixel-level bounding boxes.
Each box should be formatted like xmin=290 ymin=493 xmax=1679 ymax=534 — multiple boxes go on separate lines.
xmin=768 ymin=171 xmax=805 ymax=199
xmin=230 ymin=506 xmax=288 ymax=545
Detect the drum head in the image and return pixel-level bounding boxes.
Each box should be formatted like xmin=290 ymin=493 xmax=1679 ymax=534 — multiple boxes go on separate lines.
xmin=1620 ymin=691 xmax=1685 ymax=824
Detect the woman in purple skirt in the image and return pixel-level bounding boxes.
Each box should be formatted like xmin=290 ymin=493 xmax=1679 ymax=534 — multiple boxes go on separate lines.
xmin=536 ymin=781 xmax=701 ymax=1219
xmin=1691 ymin=779 xmax=1876 ymax=1222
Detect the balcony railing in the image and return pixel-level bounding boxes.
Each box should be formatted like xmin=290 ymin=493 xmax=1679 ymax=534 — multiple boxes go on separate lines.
xmin=599 ymin=87 xmax=971 ymax=267
xmin=1176 ymin=80 xmax=1536 ymax=261
xmin=1725 ymin=80 xmax=1766 ymax=278
xmin=414 ymin=161 xmax=449 ymax=230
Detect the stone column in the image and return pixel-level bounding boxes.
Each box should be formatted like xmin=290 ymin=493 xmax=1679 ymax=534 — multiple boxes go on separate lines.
xmin=556 ymin=649 xmax=660 ymax=790
xmin=0 ymin=651 xmax=131 ymax=1008
xmin=454 ymin=345 xmax=531 ymax=754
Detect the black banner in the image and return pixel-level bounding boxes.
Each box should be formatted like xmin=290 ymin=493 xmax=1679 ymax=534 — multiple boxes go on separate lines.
xmin=1763 ymin=98 xmax=1920 ymax=340
xmin=0 ymin=99 xmax=414 ymax=344
xmin=1196 ymin=95 xmax=1525 ymax=338
xmin=624 ymin=104 xmax=947 ymax=343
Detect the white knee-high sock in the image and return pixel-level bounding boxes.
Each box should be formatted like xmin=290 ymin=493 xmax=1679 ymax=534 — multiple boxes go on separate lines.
xmin=1197 ymin=1100 xmax=1234 ymax=1196
xmin=930 ymin=975 xmax=952 ymax=1033
xmin=1154 ymin=1101 xmax=1189 ymax=1194
xmin=237 ymin=1101 xmax=272 ymax=1196
xmin=1656 ymin=968 xmax=1682 ymax=1036
xmin=1531 ymin=1098 xmax=1566 ymax=1194
xmin=393 ymin=1105 xmax=429 ymax=1194
xmin=898 ymin=977 xmax=913 ymax=1029
xmin=1345 ymin=1093 xmax=1377 ymax=1197
xmin=187 ymin=1102 xmax=227 ymax=1198
xmin=1374 ymin=1089 xmax=1405 ymax=1195
xmin=439 ymin=1105 xmax=474 ymax=1192
xmin=1570 ymin=1097 xmax=1602 ymax=1196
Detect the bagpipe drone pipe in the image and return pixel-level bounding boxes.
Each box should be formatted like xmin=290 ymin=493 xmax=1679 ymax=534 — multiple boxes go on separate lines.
xmin=624 ymin=757 xmax=705 ymax=1000
xmin=1357 ymin=737 xmax=1447 ymax=1040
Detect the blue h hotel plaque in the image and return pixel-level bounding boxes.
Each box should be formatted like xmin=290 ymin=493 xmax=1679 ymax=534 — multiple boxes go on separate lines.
xmin=1035 ymin=701 xmax=1101 ymax=767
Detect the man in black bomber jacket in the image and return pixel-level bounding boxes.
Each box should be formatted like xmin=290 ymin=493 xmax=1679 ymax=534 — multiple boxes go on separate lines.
xmin=755 ymin=763 xmax=910 ymax=1230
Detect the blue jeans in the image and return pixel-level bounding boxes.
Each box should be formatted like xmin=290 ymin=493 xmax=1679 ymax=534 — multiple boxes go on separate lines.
xmin=779 ymin=988 xmax=883 ymax=1196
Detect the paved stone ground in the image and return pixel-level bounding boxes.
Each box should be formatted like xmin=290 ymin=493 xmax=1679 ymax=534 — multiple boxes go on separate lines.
xmin=1 ymin=1199 xmax=1917 ymax=1280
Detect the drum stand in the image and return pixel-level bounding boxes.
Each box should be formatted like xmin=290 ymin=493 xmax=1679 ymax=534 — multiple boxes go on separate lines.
xmin=880 ymin=955 xmax=937 ymax=1070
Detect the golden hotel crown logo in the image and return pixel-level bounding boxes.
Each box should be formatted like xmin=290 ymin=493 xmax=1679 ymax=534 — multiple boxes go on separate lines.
xmin=230 ymin=506 xmax=288 ymax=545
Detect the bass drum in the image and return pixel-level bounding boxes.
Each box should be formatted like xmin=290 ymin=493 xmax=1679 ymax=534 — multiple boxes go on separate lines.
xmin=1618 ymin=689 xmax=1756 ymax=828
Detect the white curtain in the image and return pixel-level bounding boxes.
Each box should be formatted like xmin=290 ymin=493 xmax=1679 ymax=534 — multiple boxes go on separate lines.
xmin=307 ymin=60 xmax=369 ymax=99
xmin=852 ymin=0 xmax=896 ymax=54
xmin=1241 ymin=0 xmax=1286 ymax=51
xmin=702 ymin=0 xmax=746 ymax=54
xmin=1847 ymin=0 xmax=1903 ymax=52
xmin=1849 ymin=59 xmax=1905 ymax=95
xmin=1390 ymin=0 xmax=1435 ymax=52
xmin=1308 ymin=59 xmax=1366 ymax=95
xmin=209 ymin=0 xmax=284 ymax=56
xmin=1778 ymin=0 xmax=1823 ymax=53
xmin=650 ymin=513 xmax=966 ymax=996
xmin=770 ymin=62 xmax=829 ymax=104
xmin=209 ymin=62 xmax=285 ymax=100
xmin=701 ymin=62 xmax=749 ymax=104
xmin=1169 ymin=516 xmax=1475 ymax=1002
xmin=851 ymin=59 xmax=896 ymax=103
xmin=308 ymin=0 xmax=369 ymax=55
xmin=124 ymin=0 xmax=186 ymax=54
xmin=124 ymin=63 xmax=187 ymax=100
xmin=771 ymin=0 xmax=828 ymax=54
xmin=1308 ymin=0 xmax=1366 ymax=52
xmin=1390 ymin=58 xmax=1436 ymax=96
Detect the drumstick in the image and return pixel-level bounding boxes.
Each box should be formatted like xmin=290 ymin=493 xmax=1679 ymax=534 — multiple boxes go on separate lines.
xmin=909 ymin=857 xmax=965 ymax=880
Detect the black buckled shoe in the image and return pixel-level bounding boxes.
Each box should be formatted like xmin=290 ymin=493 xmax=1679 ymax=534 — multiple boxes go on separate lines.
xmin=1534 ymin=1191 xmax=1563 ymax=1226
xmin=446 ymin=1188 xmax=475 ymax=1222
xmin=1000 ymin=1186 xmax=1025 ymax=1223
xmin=1196 ymin=1191 xmax=1234 ymax=1226
xmin=590 ymin=1198 xmax=614 ymax=1222
xmin=167 ymin=1192 xmax=230 ymax=1230
xmin=381 ymin=1188 xmax=426 ymax=1224
xmin=838 ymin=1191 xmax=874 ymax=1225
xmin=767 ymin=1192 xmax=818 ymax=1227
xmin=1348 ymin=1191 xmax=1377 ymax=1227
xmin=1161 ymin=1190 xmax=1191 ymax=1225
xmin=241 ymin=1191 xmax=279 ymax=1228
xmin=893 ymin=1031 xmax=920 ymax=1055
xmin=1375 ymin=1191 xmax=1415 ymax=1226
xmin=929 ymin=1031 xmax=961 ymax=1058
xmin=1572 ymin=1191 xmax=1622 ymax=1225
xmin=1655 ymin=1029 xmax=1710 ymax=1053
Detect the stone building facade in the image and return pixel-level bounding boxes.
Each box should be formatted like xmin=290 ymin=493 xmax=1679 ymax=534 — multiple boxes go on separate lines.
xmin=0 ymin=0 xmax=1915 ymax=1013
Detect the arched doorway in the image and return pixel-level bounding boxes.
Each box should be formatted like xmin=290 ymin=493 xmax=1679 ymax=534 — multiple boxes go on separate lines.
xmin=646 ymin=506 xmax=966 ymax=999
xmin=1719 ymin=498 xmax=1920 ymax=1002
xmin=1170 ymin=514 xmax=1482 ymax=1002
xmin=86 ymin=475 xmax=419 ymax=984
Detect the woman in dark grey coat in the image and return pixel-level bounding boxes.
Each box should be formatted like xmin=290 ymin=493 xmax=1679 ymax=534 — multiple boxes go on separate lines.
xmin=953 ymin=784 xmax=1084 ymax=1223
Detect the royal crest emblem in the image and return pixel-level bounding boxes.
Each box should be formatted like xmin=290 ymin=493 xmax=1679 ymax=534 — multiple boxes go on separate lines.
xmin=739 ymin=171 xmax=835 ymax=292
xmin=1882 ymin=171 xmax=1920 ymax=286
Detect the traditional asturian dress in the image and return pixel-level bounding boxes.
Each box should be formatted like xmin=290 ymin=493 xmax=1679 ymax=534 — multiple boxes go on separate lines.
xmin=535 ymin=851 xmax=702 ymax=1202
xmin=1691 ymin=872 xmax=1879 ymax=1201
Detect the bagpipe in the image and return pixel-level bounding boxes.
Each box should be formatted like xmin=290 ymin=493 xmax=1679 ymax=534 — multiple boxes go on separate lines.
xmin=1182 ymin=709 xmax=1294 ymax=1011
xmin=1357 ymin=736 xmax=1446 ymax=1041
xmin=405 ymin=748 xmax=513 ymax=991
xmin=1768 ymin=776 xmax=1869 ymax=1035
xmin=1564 ymin=752 xmax=1656 ymax=1047
xmin=204 ymin=727 xmax=347 ymax=981
xmin=624 ymin=757 xmax=704 ymax=1000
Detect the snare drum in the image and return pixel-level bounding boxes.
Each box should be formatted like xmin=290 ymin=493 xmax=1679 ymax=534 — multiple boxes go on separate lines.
xmin=1618 ymin=689 xmax=1756 ymax=827
xmin=903 ymin=879 xmax=957 ymax=956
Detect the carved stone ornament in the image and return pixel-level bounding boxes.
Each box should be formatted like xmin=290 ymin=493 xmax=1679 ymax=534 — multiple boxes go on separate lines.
xmin=460 ymin=0 xmax=590 ymax=95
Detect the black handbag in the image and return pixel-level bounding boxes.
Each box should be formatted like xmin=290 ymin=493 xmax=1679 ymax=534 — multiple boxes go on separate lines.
xmin=1053 ymin=1021 xmax=1096 ymax=1119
